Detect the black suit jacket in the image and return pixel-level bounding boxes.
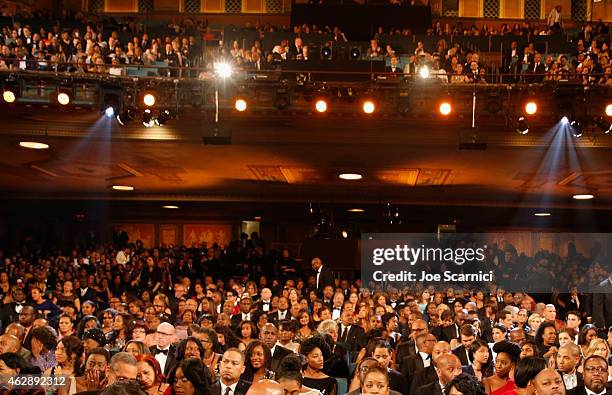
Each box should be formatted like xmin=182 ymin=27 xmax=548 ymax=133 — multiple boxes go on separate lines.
xmin=315 ymin=267 xmax=335 ymax=293
xmin=211 ymin=379 xmax=252 ymax=395
xmin=415 ymin=380 xmax=443 ymax=395
xmin=152 ymin=344 xmax=177 ymax=376
xmin=559 ymin=371 xmax=584 ymax=391
xmin=268 ymin=310 xmax=291 ymax=325
xmin=78 ymin=287 xmax=96 ymax=304
xmin=567 ymin=385 xmax=612 ymax=395
xmin=338 ymin=324 xmax=366 ymax=354
xmin=0 ymin=302 xmax=26 ymax=328
xmin=231 ymin=312 xmax=253 ymax=330
xmin=452 ymin=345 xmax=472 ymax=366
xmin=388 ymin=368 xmax=410 ymax=395
xmin=409 ymin=366 xmax=437 ymax=395
xmin=439 ymin=324 xmax=460 ymax=343
xmin=400 ymin=354 xmax=427 ymax=389
xmin=396 ymin=339 xmax=417 ymax=369
xmin=270 ymin=345 xmax=293 ymax=372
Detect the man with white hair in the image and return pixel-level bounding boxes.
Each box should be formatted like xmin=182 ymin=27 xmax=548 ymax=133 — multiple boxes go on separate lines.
xmin=254 ymin=288 xmax=272 ymax=313
xmin=152 ymin=322 xmax=177 ymax=375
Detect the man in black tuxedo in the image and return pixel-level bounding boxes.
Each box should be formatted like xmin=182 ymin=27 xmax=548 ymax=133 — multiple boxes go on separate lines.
xmin=78 ymin=281 xmax=96 ymax=306
xmin=0 ymin=288 xmax=27 ymax=328
xmin=396 ymin=319 xmax=428 ymax=370
xmin=440 ymin=309 xmax=467 ymax=343
xmin=269 ymin=297 xmax=291 ymax=325
xmin=152 ymin=322 xmax=177 ymax=376
xmin=452 ymin=324 xmax=477 ymax=366
xmin=231 ymin=295 xmax=254 ymax=331
xmin=259 ymin=323 xmax=292 ymax=372
xmin=253 ymin=288 xmax=273 ymax=314
xmin=415 ymin=353 xmax=462 ymax=395
xmin=527 ymin=52 xmax=546 ymax=83
xmin=338 ymin=308 xmax=366 ymax=355
xmin=386 ymin=56 xmax=403 ymax=77
xmin=566 ymin=356 xmax=610 ymax=395
xmin=211 ymin=348 xmax=252 ymax=395
xmin=311 ymin=257 xmax=334 ymax=296
xmin=400 ymin=333 xmax=435 ymax=390
xmin=409 ymin=340 xmax=451 ymax=394
xmin=556 ymin=343 xmax=583 ymax=391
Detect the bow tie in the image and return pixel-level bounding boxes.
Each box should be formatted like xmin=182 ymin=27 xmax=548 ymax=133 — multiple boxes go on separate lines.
xmin=155 ymin=348 xmax=169 ymax=355
xmin=334 ymin=307 xmax=341 ymax=311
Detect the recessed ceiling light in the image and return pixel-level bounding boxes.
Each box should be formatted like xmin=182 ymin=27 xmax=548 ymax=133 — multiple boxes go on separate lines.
xmin=348 ymin=208 xmax=365 ymax=213
xmin=254 ymin=216 xmax=262 ymax=221
xmin=19 ymin=141 xmax=49 ymax=150
xmin=572 ymin=194 xmax=594 ymax=200
xmin=162 ymin=205 xmax=179 ymax=209
xmin=112 ymin=185 xmax=134 ymax=191
xmin=339 ymin=173 xmax=363 ymax=180
xmin=534 ymin=212 xmax=551 ymax=217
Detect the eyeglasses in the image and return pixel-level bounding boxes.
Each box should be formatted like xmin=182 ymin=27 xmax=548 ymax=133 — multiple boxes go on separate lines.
xmin=584 ymin=366 xmax=607 ymax=374
xmin=156 ymin=331 xmax=173 ymax=336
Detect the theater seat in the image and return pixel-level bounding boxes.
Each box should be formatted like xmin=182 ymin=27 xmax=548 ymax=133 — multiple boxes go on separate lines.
xmin=335 ymin=377 xmax=348 ymax=395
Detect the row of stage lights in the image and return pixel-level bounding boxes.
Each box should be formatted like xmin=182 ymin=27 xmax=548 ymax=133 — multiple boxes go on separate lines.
xmin=233 ymin=96 xmax=453 ymax=116
xmin=516 ymin=102 xmax=612 ymax=136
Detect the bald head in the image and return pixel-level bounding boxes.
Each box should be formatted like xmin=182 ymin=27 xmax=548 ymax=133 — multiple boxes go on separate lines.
xmin=435 ymin=354 xmax=462 ymax=386
xmin=246 ymin=379 xmax=284 ymax=395
xmin=432 ymin=341 xmax=451 ymax=363
xmin=532 ymin=368 xmax=565 ymax=395
xmin=156 ymin=322 xmax=175 ymax=348
xmin=0 ymin=334 xmax=20 ymax=353
xmin=5 ymin=323 xmax=25 ymax=341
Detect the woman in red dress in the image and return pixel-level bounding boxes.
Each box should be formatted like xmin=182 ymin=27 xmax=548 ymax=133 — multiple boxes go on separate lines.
xmin=484 ymin=341 xmax=522 ymax=395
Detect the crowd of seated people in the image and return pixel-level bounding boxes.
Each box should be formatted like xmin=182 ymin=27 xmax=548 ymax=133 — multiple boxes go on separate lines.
xmin=0 ymin=6 xmax=610 ymax=84
xmin=0 ymin=229 xmax=610 ymax=395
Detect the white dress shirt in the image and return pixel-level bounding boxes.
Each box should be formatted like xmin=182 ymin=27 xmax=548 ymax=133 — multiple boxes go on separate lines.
xmin=419 ymin=351 xmax=431 ymax=368
xmin=220 ymin=381 xmax=238 ymax=395
xmin=154 ymin=345 xmax=171 ymax=371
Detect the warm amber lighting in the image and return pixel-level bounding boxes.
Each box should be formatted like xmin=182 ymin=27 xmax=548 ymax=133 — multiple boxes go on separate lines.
xmin=3 ymin=90 xmax=15 ymax=103
xmin=57 ymin=92 xmax=71 ymax=106
xmin=19 ymin=141 xmax=49 ymax=150
xmin=348 ymin=208 xmax=365 ymax=213
xmin=439 ymin=102 xmax=452 ymax=115
xmin=525 ymin=102 xmax=537 ymax=115
xmin=572 ymin=194 xmax=594 ymax=200
xmin=112 ymin=185 xmax=134 ymax=191
xmin=162 ymin=205 xmax=179 ymax=209
xmin=315 ymin=100 xmax=328 ymax=113
xmin=362 ymin=101 xmax=375 ymax=114
xmin=143 ymin=93 xmax=156 ymax=107
xmin=339 ymin=173 xmax=362 ymax=180
xmin=606 ymin=104 xmax=612 ymax=117
xmin=534 ymin=212 xmax=551 ymax=217
xmin=235 ymin=99 xmax=247 ymax=112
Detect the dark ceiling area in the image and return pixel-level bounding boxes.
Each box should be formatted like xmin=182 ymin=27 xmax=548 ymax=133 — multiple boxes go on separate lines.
xmin=1 ymin=100 xmax=611 ymax=230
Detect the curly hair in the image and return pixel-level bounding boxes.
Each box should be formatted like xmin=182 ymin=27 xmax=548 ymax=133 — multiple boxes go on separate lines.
xmin=168 ymin=358 xmax=212 ymax=395
xmin=445 ymin=374 xmax=485 ymax=395
xmin=299 ymin=334 xmax=331 ymax=360
xmin=175 ymin=337 xmax=206 ymax=361
xmin=276 ymin=354 xmax=305 ymax=385
xmin=241 ymin=340 xmax=271 ymax=382
xmin=493 ymin=341 xmax=522 ymax=363
xmin=31 ymin=326 xmax=58 ymax=352
xmin=59 ymin=335 xmax=84 ymax=374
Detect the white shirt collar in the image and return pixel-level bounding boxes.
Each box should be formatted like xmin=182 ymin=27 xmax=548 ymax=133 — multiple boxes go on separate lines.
xmin=221 ymin=381 xmax=238 ymax=395
xmin=270 ymin=345 xmax=276 ymax=355
xmin=585 ymin=388 xmax=606 ymax=395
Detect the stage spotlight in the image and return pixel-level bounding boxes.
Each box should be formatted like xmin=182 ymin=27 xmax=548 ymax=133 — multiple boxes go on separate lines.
xmin=595 ymin=117 xmax=612 ymax=134
xmin=143 ymin=93 xmax=156 ymax=107
xmin=606 ymin=104 xmax=612 ymax=117
xmin=362 ymin=100 xmax=375 ymax=114
xmin=419 ymin=66 xmax=430 ymax=79
xmin=3 ymin=89 xmax=16 ymax=103
xmin=321 ymin=46 xmax=332 ymax=60
xmin=154 ymin=110 xmax=171 ymax=126
xmin=350 ymin=47 xmax=361 ymax=59
xmin=516 ymin=117 xmax=529 ymax=134
xmin=561 ymin=116 xmax=569 ymax=124
xmin=214 ymin=62 xmax=232 ymax=78
xmin=439 ymin=101 xmax=452 ymax=115
xmin=116 ymin=109 xmax=135 ymax=125
xmin=570 ymin=120 xmax=583 ymax=137
xmin=142 ymin=109 xmax=155 ymax=127
xmin=525 ymin=101 xmax=537 ymax=115
xmin=235 ymin=98 xmax=247 ymax=112
xmin=104 ymin=107 xmax=115 ymax=118
xmin=315 ymin=99 xmax=328 ymax=113
xmin=57 ymin=91 xmax=71 ymax=106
